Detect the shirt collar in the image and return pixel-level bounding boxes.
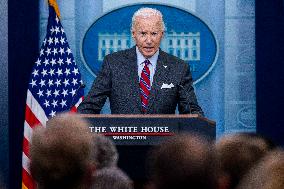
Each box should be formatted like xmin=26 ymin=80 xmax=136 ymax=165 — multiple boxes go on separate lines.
xmin=136 ymin=46 xmax=159 ymax=65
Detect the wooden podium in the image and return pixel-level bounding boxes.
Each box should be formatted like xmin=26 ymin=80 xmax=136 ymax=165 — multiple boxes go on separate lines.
xmin=79 ymin=114 xmax=216 ymax=179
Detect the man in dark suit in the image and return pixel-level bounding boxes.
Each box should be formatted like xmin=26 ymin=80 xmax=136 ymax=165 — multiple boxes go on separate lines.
xmin=78 ymin=7 xmax=203 ymax=115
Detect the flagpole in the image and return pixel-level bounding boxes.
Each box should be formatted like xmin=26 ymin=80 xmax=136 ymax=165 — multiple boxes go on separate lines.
xmin=48 ymin=0 xmax=60 ymax=17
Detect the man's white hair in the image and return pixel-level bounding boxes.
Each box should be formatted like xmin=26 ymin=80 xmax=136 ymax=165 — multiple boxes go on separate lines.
xmin=131 ymin=7 xmax=165 ymax=32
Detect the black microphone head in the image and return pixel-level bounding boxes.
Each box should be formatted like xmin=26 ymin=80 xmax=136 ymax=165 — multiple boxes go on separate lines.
xmin=81 ymin=84 xmax=86 ymax=88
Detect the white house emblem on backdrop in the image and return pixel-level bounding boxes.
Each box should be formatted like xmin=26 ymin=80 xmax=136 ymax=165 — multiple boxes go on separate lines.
xmin=82 ymin=4 xmax=217 ymax=84
xmin=97 ymin=31 xmax=200 ymax=62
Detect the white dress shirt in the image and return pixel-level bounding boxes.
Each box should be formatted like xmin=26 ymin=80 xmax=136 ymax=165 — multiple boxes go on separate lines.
xmin=136 ymin=46 xmax=159 ymax=86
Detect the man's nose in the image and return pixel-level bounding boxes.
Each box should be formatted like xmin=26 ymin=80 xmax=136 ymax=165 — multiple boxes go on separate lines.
xmin=145 ymin=35 xmax=152 ymax=43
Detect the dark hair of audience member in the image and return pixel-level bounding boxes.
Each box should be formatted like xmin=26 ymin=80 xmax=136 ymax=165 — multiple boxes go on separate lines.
xmin=92 ymin=134 xmax=118 ymax=170
xmin=146 ymin=133 xmax=218 ymax=189
xmin=29 ymin=113 xmax=95 ymax=189
xmin=215 ymin=132 xmax=274 ymax=189
xmin=0 ymin=177 xmax=6 ymax=189
xmin=236 ymin=149 xmax=284 ymax=189
xmin=92 ymin=167 xmax=133 ymax=189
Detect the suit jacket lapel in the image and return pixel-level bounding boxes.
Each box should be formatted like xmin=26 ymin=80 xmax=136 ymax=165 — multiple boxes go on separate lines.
xmin=148 ymin=50 xmax=170 ymax=113
xmin=125 ymin=47 xmax=142 ymax=113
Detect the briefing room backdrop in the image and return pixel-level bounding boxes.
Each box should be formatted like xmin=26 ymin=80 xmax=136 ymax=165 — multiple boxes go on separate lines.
xmin=8 ymin=0 xmax=284 ymax=189
xmin=38 ymin=0 xmax=256 ymax=137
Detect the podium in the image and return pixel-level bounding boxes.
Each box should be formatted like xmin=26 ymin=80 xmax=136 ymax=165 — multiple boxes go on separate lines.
xmin=79 ymin=114 xmax=215 ymax=180
xmin=80 ymin=114 xmax=215 ymax=144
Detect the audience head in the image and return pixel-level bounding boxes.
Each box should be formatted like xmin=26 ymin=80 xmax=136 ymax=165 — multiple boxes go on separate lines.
xmin=92 ymin=167 xmax=133 ymax=189
xmin=216 ymin=132 xmax=274 ymax=189
xmin=147 ymin=133 xmax=218 ymax=189
xmin=30 ymin=113 xmax=95 ymax=189
xmin=0 ymin=178 xmax=6 ymax=189
xmin=92 ymin=134 xmax=118 ymax=170
xmin=237 ymin=149 xmax=284 ymax=189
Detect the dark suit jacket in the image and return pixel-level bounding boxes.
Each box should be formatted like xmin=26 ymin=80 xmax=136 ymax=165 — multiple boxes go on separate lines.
xmin=78 ymin=47 xmax=204 ymax=115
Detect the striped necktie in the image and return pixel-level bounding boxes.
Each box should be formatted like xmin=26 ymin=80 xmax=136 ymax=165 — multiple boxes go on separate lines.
xmin=140 ymin=59 xmax=151 ymax=113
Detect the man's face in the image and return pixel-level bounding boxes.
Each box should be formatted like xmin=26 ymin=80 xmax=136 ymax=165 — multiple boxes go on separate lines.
xmin=132 ymin=16 xmax=164 ymax=58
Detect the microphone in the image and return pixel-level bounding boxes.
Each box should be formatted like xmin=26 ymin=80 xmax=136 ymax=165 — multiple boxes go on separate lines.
xmin=69 ymin=83 xmax=86 ymax=110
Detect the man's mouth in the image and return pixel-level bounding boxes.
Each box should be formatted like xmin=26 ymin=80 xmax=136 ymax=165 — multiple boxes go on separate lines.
xmin=144 ymin=47 xmax=154 ymax=50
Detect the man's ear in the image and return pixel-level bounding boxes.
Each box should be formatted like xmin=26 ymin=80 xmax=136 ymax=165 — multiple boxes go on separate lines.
xmin=131 ymin=30 xmax=136 ymax=39
xmin=161 ymin=31 xmax=164 ymax=38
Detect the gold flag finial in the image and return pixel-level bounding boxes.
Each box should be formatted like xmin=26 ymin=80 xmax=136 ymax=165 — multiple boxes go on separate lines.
xmin=48 ymin=0 xmax=61 ymax=18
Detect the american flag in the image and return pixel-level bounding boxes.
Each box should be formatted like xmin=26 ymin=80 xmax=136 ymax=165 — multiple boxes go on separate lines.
xmin=22 ymin=3 xmax=84 ymax=189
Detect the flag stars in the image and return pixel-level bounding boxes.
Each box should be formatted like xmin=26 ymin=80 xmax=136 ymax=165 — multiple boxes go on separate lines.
xmin=43 ymin=38 xmax=47 ymax=46
xmin=72 ymin=78 xmax=78 ymax=86
xmin=56 ymin=68 xmax=63 ymax=76
xmin=66 ymin=47 xmax=72 ymax=55
xmin=52 ymin=48 xmax=58 ymax=56
xmin=49 ymin=110 xmax=56 ymax=117
xmin=60 ymin=37 xmax=65 ymax=45
xmin=50 ymin=26 xmax=55 ymax=34
xmin=48 ymin=37 xmax=53 ymax=45
xmin=32 ymin=69 xmax=39 ymax=77
xmin=62 ymin=89 xmax=68 ymax=97
xmin=59 ymin=47 xmax=65 ymax=55
xmin=48 ymin=79 xmax=54 ymax=87
xmin=35 ymin=58 xmax=41 ymax=66
xmin=60 ymin=99 xmax=67 ymax=107
xmin=65 ymin=58 xmax=72 ymax=65
xmin=43 ymin=100 xmax=50 ymax=107
xmin=55 ymin=79 xmax=61 ymax=87
xmin=63 ymin=79 xmax=70 ymax=87
xmin=51 ymin=100 xmax=58 ymax=108
xmin=65 ymin=68 xmax=71 ymax=76
xmin=70 ymin=88 xmax=76 ymax=96
xmin=39 ymin=79 xmax=46 ymax=87
xmin=58 ymin=58 xmax=64 ymax=66
xmin=28 ymin=11 xmax=83 ymax=120
xmin=54 ymin=37 xmax=59 ymax=45
xmin=50 ymin=58 xmax=56 ymax=66
xmin=72 ymin=68 xmax=79 ymax=75
xmin=53 ymin=89 xmax=60 ymax=97
xmin=46 ymin=89 xmax=52 ymax=97
xmin=29 ymin=79 xmax=37 ymax=88
xmin=41 ymin=69 xmax=48 ymax=77
xmin=40 ymin=49 xmax=44 ymax=56
xmin=37 ymin=89 xmax=44 ymax=97
xmin=43 ymin=58 xmax=49 ymax=66
xmin=49 ymin=69 xmax=55 ymax=76
xmin=55 ymin=16 xmax=59 ymax=23
xmin=45 ymin=48 xmax=51 ymax=56
xmin=55 ymin=26 xmax=60 ymax=34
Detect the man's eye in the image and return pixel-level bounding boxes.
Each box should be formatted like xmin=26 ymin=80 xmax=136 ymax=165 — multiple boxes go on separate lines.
xmin=152 ymin=32 xmax=158 ymax=35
